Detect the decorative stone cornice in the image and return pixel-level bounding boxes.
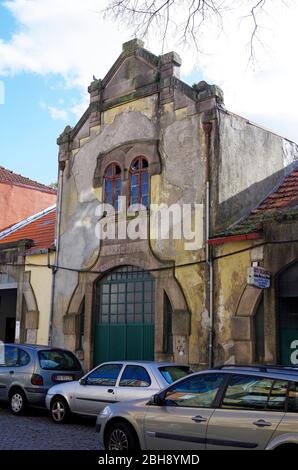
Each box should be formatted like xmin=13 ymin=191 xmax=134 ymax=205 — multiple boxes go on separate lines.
xmin=57 ymin=125 xmax=73 ymax=164
xmin=122 ymin=38 xmax=145 ymax=55
xmin=193 ymin=80 xmax=224 ymax=104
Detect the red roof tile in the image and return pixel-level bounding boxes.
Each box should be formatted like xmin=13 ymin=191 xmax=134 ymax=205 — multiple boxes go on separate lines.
xmin=213 ymin=168 xmax=298 ymax=240
xmin=0 ymin=166 xmax=56 ymax=194
xmin=0 ymin=208 xmax=56 ymax=251
xmin=253 ymin=169 xmax=298 ymax=213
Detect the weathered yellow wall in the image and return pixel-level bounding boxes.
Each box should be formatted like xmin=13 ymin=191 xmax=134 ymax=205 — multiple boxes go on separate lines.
xmin=25 ymin=253 xmax=55 ymax=346
xmin=103 ymin=95 xmax=157 ymax=125
xmin=54 ymin=83 xmax=206 ymax=367
xmin=214 ymin=240 xmax=252 ymax=362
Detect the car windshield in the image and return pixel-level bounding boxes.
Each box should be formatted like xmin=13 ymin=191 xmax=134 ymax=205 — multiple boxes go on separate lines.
xmin=158 ymin=366 xmax=192 ymax=384
xmin=38 ymin=350 xmax=82 ymax=371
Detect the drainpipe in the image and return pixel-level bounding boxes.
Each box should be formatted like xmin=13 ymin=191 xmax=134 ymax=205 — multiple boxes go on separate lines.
xmin=48 ymin=161 xmax=65 ymax=346
xmin=203 ymin=122 xmax=214 ymax=368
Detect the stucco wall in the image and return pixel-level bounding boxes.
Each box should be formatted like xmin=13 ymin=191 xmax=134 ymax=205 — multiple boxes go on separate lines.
xmin=213 ymin=240 xmax=253 ymax=364
xmin=25 ymin=253 xmax=54 ymax=346
xmin=52 ymin=58 xmax=212 ymax=367
xmin=217 ymin=111 xmax=298 ymax=230
xmin=54 ymin=93 xmax=207 ymax=363
xmin=0 ymin=183 xmax=56 ymax=230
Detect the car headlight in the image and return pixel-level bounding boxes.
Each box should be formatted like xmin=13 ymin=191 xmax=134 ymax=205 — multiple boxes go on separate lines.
xmin=99 ymin=406 xmax=112 ymax=417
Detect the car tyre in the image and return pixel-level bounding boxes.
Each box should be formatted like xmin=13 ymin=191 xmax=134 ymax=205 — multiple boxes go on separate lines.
xmin=10 ymin=389 xmax=27 ymax=416
xmin=106 ymin=422 xmax=139 ymax=451
xmin=50 ymin=396 xmax=70 ymax=424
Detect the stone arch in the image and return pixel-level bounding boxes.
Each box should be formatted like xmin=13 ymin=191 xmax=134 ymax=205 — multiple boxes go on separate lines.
xmin=22 ymin=271 xmax=40 ymax=344
xmin=64 ymin=256 xmax=190 ymax=369
xmin=231 ymin=284 xmax=263 ymax=363
xmin=93 ymin=139 xmax=161 ymax=187
xmin=23 ymin=271 xmax=39 ymax=312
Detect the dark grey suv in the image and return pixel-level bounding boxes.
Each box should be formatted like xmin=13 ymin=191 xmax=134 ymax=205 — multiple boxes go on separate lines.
xmin=0 ymin=344 xmax=83 ymax=415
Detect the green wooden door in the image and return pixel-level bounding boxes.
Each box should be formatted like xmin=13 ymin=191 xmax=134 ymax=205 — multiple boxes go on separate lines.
xmin=94 ymin=266 xmax=155 ymax=366
xmin=278 ymin=262 xmax=298 ymax=366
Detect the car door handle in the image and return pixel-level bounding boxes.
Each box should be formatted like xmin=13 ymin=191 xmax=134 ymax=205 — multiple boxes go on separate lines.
xmin=192 ymin=415 xmax=207 ymax=423
xmin=253 ymin=419 xmax=272 ymax=427
xmin=107 ymin=389 xmax=114 ymax=394
xmin=9 ymin=371 xmax=14 ymax=375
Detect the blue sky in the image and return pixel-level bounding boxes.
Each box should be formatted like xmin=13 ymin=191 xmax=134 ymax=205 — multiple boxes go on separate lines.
xmin=0 ymin=3 xmax=84 ymax=184
xmin=0 ymin=73 xmax=76 ymax=184
xmin=0 ymin=0 xmax=297 ymax=185
xmin=0 ymin=0 xmax=202 ymax=185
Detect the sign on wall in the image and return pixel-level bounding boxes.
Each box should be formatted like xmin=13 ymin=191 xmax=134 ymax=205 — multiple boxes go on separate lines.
xmin=247 ymin=266 xmax=271 ymax=289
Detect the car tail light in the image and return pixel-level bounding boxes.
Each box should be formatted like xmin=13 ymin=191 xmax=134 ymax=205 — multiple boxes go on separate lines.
xmin=31 ymin=374 xmax=44 ymax=386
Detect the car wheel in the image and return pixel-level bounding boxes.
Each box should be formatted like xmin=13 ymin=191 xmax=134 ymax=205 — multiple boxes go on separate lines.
xmin=106 ymin=422 xmax=139 ymax=451
xmin=10 ymin=389 xmax=27 ymax=416
xmin=50 ymin=396 xmax=70 ymax=424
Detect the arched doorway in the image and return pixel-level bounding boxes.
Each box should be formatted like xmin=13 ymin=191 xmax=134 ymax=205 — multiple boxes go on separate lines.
xmin=278 ymin=261 xmax=298 ymax=365
xmin=93 ymin=266 xmax=155 ymax=365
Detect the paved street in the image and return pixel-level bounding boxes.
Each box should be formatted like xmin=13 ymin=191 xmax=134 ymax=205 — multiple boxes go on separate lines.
xmin=0 ymin=405 xmax=100 ymax=450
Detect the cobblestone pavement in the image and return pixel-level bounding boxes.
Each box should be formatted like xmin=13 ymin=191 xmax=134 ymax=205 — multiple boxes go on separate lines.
xmin=0 ymin=405 xmax=100 ymax=450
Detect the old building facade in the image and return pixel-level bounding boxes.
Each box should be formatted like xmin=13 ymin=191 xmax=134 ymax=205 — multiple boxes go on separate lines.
xmin=0 ymin=207 xmax=56 ymax=345
xmin=52 ymin=39 xmax=298 ymax=370
xmin=210 ymin=167 xmax=298 ymax=366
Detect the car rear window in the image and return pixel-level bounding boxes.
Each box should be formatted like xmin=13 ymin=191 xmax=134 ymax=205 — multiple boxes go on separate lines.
xmin=158 ymin=366 xmax=192 ymax=384
xmin=38 ymin=350 xmax=82 ymax=371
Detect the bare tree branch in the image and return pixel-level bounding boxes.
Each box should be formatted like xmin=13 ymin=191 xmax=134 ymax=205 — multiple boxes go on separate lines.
xmin=104 ymin=0 xmax=291 ymax=62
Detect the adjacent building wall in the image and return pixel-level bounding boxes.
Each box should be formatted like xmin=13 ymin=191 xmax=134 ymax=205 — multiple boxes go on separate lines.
xmin=215 ymin=110 xmax=298 ymax=231
xmin=0 ymin=183 xmax=56 ymax=231
xmin=25 ymin=253 xmax=54 ymax=346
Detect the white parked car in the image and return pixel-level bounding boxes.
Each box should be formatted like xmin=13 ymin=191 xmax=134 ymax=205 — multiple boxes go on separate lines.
xmin=45 ymin=361 xmax=192 ymax=423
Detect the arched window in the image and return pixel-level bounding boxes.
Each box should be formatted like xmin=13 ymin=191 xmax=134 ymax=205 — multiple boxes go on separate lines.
xmin=129 ymin=156 xmax=149 ymax=208
xmin=104 ymin=163 xmax=122 ymax=210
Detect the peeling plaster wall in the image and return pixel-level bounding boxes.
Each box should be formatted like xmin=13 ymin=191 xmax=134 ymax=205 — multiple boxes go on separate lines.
xmin=53 ymin=92 xmax=207 ymax=365
xmin=213 ymin=241 xmax=252 ymax=364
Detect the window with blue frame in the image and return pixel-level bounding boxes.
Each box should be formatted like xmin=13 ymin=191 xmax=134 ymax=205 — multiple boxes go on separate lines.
xmin=104 ymin=163 xmax=122 ymax=210
xmin=129 ymin=156 xmax=149 ymax=208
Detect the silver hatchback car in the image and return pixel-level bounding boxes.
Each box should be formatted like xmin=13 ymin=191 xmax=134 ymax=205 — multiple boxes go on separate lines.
xmin=46 ymin=361 xmax=192 ymax=423
xmin=96 ymin=365 xmax=298 ymax=451
xmin=0 ymin=344 xmax=83 ymax=415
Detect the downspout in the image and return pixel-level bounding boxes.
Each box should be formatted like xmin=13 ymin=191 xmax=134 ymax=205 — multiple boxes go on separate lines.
xmin=48 ymin=161 xmax=65 ymax=346
xmin=203 ymin=122 xmax=214 ymax=368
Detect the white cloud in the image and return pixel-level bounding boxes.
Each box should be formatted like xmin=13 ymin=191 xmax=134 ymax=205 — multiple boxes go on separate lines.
xmin=39 ymin=100 xmax=69 ymax=121
xmin=1 ymin=0 xmax=298 ymax=142
xmin=47 ymin=106 xmax=69 ymax=121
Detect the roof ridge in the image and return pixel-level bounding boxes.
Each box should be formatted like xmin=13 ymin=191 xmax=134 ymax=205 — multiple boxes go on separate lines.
xmin=0 ymin=166 xmax=57 ymax=194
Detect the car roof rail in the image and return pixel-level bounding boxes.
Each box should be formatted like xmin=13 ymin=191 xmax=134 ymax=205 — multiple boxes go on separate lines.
xmin=213 ymin=364 xmax=298 ymax=374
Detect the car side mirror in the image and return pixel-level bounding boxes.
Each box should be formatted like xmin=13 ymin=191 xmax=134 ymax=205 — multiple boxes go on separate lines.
xmin=152 ymin=393 xmax=166 ymax=406
xmin=79 ymin=378 xmax=87 ymax=386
